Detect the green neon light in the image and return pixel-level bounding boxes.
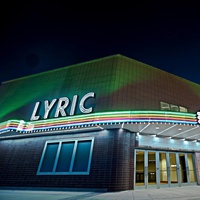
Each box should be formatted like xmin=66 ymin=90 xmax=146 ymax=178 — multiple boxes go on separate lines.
xmin=28 ymin=110 xmax=195 ymax=125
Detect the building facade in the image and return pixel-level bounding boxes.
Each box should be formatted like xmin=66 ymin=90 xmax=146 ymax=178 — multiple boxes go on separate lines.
xmin=0 ymin=54 xmax=200 ymax=191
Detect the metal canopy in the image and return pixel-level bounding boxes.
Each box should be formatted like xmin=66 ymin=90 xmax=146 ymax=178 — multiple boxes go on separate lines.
xmin=0 ymin=110 xmax=199 ymax=141
xmin=99 ymin=122 xmax=200 ymax=141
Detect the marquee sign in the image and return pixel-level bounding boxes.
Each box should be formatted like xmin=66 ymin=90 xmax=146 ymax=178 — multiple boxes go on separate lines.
xmin=30 ymin=92 xmax=95 ymax=121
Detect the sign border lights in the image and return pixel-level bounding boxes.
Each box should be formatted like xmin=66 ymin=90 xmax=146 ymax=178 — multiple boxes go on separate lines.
xmin=0 ymin=110 xmax=197 ymax=134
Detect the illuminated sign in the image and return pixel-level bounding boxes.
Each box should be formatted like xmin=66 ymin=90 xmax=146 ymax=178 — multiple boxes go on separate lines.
xmin=197 ymin=111 xmax=200 ymax=124
xmin=30 ymin=92 xmax=95 ymax=121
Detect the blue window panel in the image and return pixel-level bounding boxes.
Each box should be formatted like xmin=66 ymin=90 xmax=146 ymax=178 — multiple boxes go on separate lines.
xmin=73 ymin=141 xmax=91 ymax=172
xmin=56 ymin=142 xmax=74 ymax=172
xmin=40 ymin=143 xmax=58 ymax=172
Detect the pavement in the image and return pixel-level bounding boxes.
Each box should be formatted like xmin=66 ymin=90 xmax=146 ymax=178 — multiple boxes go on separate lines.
xmin=0 ymin=185 xmax=200 ymax=200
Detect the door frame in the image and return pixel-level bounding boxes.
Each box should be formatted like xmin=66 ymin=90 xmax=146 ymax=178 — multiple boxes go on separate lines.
xmin=134 ymin=149 xmax=197 ymax=190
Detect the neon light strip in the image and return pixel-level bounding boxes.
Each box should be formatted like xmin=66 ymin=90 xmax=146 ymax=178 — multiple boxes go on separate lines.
xmin=0 ymin=110 xmax=197 ymax=133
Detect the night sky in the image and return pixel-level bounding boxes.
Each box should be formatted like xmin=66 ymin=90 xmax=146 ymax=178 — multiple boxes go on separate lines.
xmin=1 ymin=2 xmax=200 ymax=84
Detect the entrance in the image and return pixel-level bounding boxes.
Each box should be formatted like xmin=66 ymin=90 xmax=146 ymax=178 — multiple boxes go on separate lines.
xmin=134 ymin=150 xmax=197 ymax=189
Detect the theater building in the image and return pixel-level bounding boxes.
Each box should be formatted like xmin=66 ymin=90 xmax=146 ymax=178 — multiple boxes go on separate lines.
xmin=0 ymin=54 xmax=200 ymax=191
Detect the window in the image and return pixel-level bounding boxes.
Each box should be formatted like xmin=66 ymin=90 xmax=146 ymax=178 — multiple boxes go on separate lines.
xmin=179 ymin=106 xmax=188 ymax=113
xmin=170 ymin=104 xmax=179 ymax=111
xmin=160 ymin=102 xmax=188 ymax=112
xmin=160 ymin=102 xmax=170 ymax=110
xmin=37 ymin=137 xmax=94 ymax=175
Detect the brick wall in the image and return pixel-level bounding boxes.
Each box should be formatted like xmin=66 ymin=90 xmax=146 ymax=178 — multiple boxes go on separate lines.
xmin=0 ymin=129 xmax=135 ymax=191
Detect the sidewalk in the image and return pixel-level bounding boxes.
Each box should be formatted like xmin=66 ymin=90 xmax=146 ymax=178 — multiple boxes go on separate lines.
xmin=0 ymin=185 xmax=200 ymax=200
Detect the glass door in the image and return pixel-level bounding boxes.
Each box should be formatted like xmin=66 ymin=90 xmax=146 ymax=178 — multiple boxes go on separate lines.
xmin=179 ymin=153 xmax=188 ymax=184
xmin=169 ymin=153 xmax=178 ymax=186
xmin=135 ymin=151 xmax=145 ymax=187
xmin=135 ymin=150 xmax=197 ymax=189
xmin=159 ymin=152 xmax=168 ymax=187
xmin=187 ymin=154 xmax=196 ymax=184
xmin=135 ymin=150 xmax=157 ymax=189
xmin=148 ymin=152 xmax=156 ymax=187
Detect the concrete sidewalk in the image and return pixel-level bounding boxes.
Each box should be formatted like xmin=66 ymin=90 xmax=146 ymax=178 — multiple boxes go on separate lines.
xmin=0 ymin=185 xmax=200 ymax=200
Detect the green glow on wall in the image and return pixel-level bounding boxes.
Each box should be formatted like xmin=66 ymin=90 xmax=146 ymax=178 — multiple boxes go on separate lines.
xmin=1 ymin=54 xmax=200 ymax=122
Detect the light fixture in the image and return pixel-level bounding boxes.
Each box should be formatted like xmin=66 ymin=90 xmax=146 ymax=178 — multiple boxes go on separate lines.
xmin=152 ymin=134 xmax=156 ymax=137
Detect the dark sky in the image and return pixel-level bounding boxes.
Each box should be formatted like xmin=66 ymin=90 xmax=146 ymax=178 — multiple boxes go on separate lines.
xmin=1 ymin=2 xmax=200 ymax=84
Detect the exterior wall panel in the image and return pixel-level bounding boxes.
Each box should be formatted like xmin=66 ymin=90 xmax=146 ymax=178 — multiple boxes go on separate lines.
xmin=0 ymin=54 xmax=200 ymax=122
xmin=0 ymin=129 xmax=135 ymax=191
